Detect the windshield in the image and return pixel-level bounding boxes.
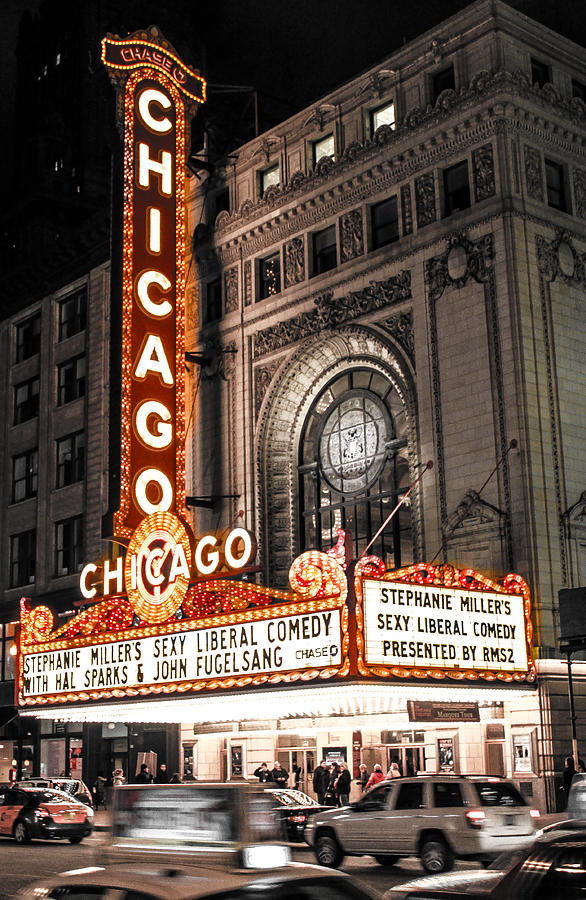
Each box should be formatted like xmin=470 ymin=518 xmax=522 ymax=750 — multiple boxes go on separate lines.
xmin=26 ymin=790 xmax=73 ymax=805
xmin=474 ymin=782 xmax=526 ymax=807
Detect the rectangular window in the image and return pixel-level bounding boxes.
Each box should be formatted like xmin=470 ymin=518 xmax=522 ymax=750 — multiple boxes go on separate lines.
xmin=433 ymin=783 xmax=464 ymax=808
xmin=443 ymin=160 xmax=471 ymax=216
xmin=258 ymin=252 xmax=281 ymax=299
xmin=312 ymin=225 xmax=337 ymax=276
xmin=531 ymin=58 xmax=550 ymax=89
xmin=12 ymin=449 xmax=38 ymax=503
xmin=14 ymin=376 xmax=40 ymax=425
xmin=395 ymin=782 xmax=424 ymax=810
xmin=259 ymin=164 xmax=280 ymax=198
xmin=312 ymin=133 xmax=335 ymax=166
xmin=9 ymin=529 xmax=36 ymax=588
xmin=545 ymin=159 xmax=567 ymax=211
xmin=371 ymin=196 xmax=399 ymax=249
xmin=572 ymin=79 xmax=586 ymax=103
xmin=212 ymin=188 xmax=230 ymax=219
xmin=203 ymin=279 xmax=222 ymax=325
xmin=57 ymin=355 xmax=86 ymax=406
xmin=56 ymin=431 xmax=86 ymax=488
xmin=432 ymin=65 xmax=455 ymax=104
xmin=15 ymin=313 xmax=41 ymax=363
xmin=55 ymin=515 xmax=84 ymax=577
xmin=370 ymin=101 xmax=395 ymax=134
xmin=58 ymin=287 xmax=87 ymax=341
xmin=0 ymin=624 xmax=17 ymax=681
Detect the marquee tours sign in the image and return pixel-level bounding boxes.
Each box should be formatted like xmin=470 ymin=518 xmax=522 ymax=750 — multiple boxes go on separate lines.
xmin=15 ymin=29 xmax=535 ymax=712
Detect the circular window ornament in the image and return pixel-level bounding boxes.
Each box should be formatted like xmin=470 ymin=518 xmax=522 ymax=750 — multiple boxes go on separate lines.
xmin=318 ymin=390 xmax=391 ymax=494
xmin=125 ymin=511 xmax=192 ymax=623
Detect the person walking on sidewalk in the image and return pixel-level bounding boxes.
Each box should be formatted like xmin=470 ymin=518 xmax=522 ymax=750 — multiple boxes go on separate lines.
xmin=93 ymin=772 xmax=107 ymax=810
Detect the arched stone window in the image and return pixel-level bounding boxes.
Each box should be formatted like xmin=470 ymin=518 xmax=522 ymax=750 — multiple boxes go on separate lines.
xmin=299 ymin=368 xmax=412 ymax=565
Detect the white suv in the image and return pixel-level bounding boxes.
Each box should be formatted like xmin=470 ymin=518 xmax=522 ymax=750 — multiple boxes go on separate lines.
xmin=304 ymin=775 xmax=538 ymax=873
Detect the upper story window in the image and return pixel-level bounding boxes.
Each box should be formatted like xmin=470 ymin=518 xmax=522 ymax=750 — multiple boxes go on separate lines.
xmin=57 ymin=355 xmax=86 ymax=407
xmin=443 ymin=160 xmax=471 ymax=216
xmin=312 ymin=134 xmax=335 ymax=166
xmin=371 ymin=196 xmax=399 ymax=249
xmin=14 ymin=376 xmax=40 ymax=425
xmin=212 ymin=188 xmax=230 ymax=220
xmin=9 ymin=529 xmax=36 ymax=588
xmin=312 ymin=225 xmax=337 ymax=276
xmin=15 ymin=312 xmax=41 ymax=363
xmin=370 ymin=101 xmax=395 ymax=135
xmin=55 ymin=515 xmax=84 ymax=577
xmin=530 ymin=58 xmax=551 ymax=88
xmin=572 ymin=79 xmax=586 ymax=103
xmin=203 ymin=279 xmax=222 ymax=325
xmin=58 ymin=287 xmax=87 ymax=341
xmin=12 ymin=449 xmax=38 ymax=503
xmin=258 ymin=252 xmax=281 ymax=300
xmin=545 ymin=159 xmax=568 ymax=212
xmin=0 ymin=624 xmax=17 ymax=682
xmin=431 ymin=65 xmax=455 ymax=104
xmin=259 ymin=164 xmax=280 ymax=198
xmin=56 ymin=431 xmax=86 ymax=488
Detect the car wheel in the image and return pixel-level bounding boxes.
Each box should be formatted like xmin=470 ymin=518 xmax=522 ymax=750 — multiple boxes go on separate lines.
xmin=14 ymin=820 xmax=31 ymax=844
xmin=420 ymin=838 xmax=454 ymax=874
xmin=69 ymin=836 xmax=83 ymax=844
xmin=315 ymin=833 xmax=344 ymax=868
xmin=374 ymin=854 xmax=400 ymax=867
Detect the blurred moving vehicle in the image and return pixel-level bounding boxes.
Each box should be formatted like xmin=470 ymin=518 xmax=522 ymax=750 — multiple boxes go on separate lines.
xmin=19 ymin=861 xmax=378 ymax=900
xmin=18 ymin=776 xmax=93 ymax=807
xmin=384 ymin=822 xmax=586 ymax=898
xmin=0 ymin=786 xmax=93 ymax=843
xmin=305 ymin=774 xmax=538 ymax=873
xmin=264 ymin=787 xmax=328 ymax=841
xmin=567 ymin=772 xmax=586 ymax=819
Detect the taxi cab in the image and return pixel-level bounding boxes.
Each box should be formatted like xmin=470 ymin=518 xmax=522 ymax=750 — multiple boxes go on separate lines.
xmin=0 ymin=786 xmax=93 ymax=843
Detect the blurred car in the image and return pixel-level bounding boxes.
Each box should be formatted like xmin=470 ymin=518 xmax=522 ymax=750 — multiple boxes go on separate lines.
xmin=383 ymin=822 xmax=586 ymax=898
xmin=567 ymin=772 xmax=586 ymax=819
xmin=264 ymin=787 xmax=328 ymax=841
xmin=0 ymin=786 xmax=93 ymax=843
xmin=305 ymin=774 xmax=538 ymax=873
xmin=19 ymin=861 xmax=378 ymax=900
xmin=18 ymin=776 xmax=93 ymax=807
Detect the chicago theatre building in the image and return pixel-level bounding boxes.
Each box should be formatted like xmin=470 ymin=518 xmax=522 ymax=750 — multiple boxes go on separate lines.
xmin=0 ymin=0 xmax=584 ymax=814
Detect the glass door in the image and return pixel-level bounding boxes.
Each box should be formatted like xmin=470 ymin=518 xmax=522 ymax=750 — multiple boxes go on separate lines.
xmin=276 ymin=749 xmax=316 ymax=795
xmin=387 ymin=745 xmax=425 ymax=776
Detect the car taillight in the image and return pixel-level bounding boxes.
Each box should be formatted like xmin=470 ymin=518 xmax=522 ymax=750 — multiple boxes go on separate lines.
xmin=465 ymin=809 xmax=485 ymax=829
xmin=530 ymin=809 xmax=540 ymax=818
xmin=34 ymin=807 xmax=50 ymax=817
xmin=289 ymin=814 xmax=308 ymax=823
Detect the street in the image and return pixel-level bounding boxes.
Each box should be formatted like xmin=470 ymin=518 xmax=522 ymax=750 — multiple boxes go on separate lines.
xmin=0 ymin=832 xmax=486 ymax=899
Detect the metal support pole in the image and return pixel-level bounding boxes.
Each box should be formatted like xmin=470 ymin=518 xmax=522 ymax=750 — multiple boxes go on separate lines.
xmin=567 ymin=648 xmax=580 ymax=770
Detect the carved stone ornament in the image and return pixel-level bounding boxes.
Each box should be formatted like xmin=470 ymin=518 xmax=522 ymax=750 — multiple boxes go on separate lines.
xmin=224 ymin=266 xmax=239 ymax=313
xmin=253 ymin=270 xmax=412 ymax=358
xmin=243 ymin=259 xmax=252 ymax=306
xmin=382 ymin=310 xmax=414 ymax=364
xmin=536 ymin=231 xmax=586 ymax=286
xmin=340 ymin=209 xmax=364 ymax=263
xmin=284 ymin=236 xmax=305 ymax=287
xmin=425 ymin=232 xmax=495 ymax=302
xmin=472 ymin=144 xmax=496 ymax=202
xmin=444 ymin=490 xmax=504 ymax=536
xmin=401 ymin=184 xmax=413 ymax=235
xmin=524 ymin=145 xmax=543 ymax=201
xmin=254 ymin=360 xmax=282 ymax=418
xmin=415 ymin=172 xmax=436 ymax=228
xmin=574 ymin=168 xmax=586 ymax=220
xmin=199 ymin=337 xmax=237 ymax=381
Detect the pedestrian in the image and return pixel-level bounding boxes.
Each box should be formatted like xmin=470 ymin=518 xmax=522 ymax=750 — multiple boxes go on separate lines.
xmin=92 ymin=771 xmax=107 ymax=810
xmin=313 ymin=760 xmax=330 ymax=805
xmin=563 ymin=755 xmax=576 ymax=807
xmin=169 ymin=772 xmax=182 ymax=783
xmin=288 ymin=764 xmax=301 ymax=789
xmin=112 ymin=768 xmax=125 ymax=787
xmin=365 ymin=763 xmax=385 ymax=790
xmin=154 ymin=763 xmax=170 ymax=784
xmin=253 ymin=762 xmax=272 ymax=783
xmin=356 ymin=763 xmax=369 ymax=791
xmin=271 ymin=761 xmax=288 ymax=787
xmin=335 ymin=762 xmax=351 ymax=806
xmin=324 ymin=763 xmax=340 ymax=806
xmin=136 ymin=763 xmax=152 ymax=784
xmin=387 ymin=762 xmax=401 ymax=779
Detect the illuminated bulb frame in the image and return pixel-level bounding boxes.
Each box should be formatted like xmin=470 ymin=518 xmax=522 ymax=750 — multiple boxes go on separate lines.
xmin=101 ymin=37 xmax=206 ymax=104
xmin=354 ymin=562 xmax=535 ymax=684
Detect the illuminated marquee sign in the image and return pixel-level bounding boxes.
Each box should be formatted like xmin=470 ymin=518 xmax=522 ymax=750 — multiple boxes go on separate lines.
xmin=355 ymin=562 xmax=534 ymax=683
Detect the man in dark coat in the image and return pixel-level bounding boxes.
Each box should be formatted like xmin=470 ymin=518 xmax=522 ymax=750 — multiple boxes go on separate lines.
xmin=136 ymin=763 xmax=152 ymax=784
xmin=271 ymin=761 xmax=288 ymax=787
xmin=335 ymin=762 xmax=351 ymax=806
xmin=154 ymin=764 xmax=170 ymax=784
xmin=312 ymin=760 xmax=330 ymax=805
xmin=254 ymin=763 xmax=272 ymax=783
